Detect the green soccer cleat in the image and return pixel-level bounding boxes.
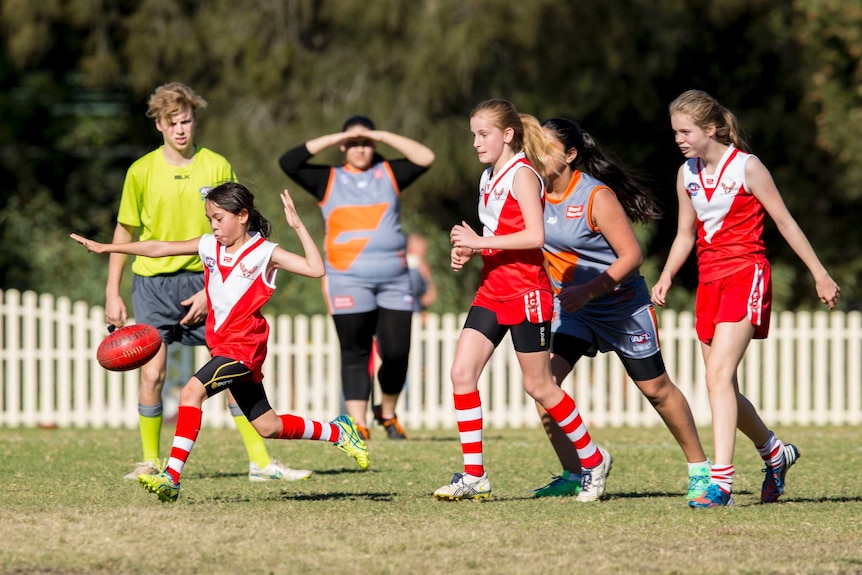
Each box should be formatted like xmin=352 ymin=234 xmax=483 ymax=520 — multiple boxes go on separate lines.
xmin=687 ymin=466 xmax=711 ymax=501
xmin=530 ymin=470 xmax=582 ymax=498
xmin=332 ymin=414 xmax=370 ymax=470
xmin=138 ymin=470 xmax=180 ymax=503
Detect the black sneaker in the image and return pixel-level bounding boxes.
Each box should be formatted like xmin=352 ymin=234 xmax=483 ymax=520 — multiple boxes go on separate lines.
xmin=372 ymin=404 xmax=407 ymax=440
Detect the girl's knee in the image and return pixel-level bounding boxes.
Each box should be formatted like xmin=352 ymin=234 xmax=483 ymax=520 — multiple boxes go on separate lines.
xmin=523 ymin=377 xmax=557 ymax=403
xmin=250 ymin=412 xmax=280 ymax=438
xmin=179 ymin=380 xmax=207 ymax=407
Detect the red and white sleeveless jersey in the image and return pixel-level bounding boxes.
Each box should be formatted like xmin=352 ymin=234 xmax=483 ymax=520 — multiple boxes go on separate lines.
xmin=476 ymin=152 xmax=550 ymax=300
xmin=200 ymin=233 xmax=277 ymax=382
xmin=682 ymin=145 xmax=766 ymax=283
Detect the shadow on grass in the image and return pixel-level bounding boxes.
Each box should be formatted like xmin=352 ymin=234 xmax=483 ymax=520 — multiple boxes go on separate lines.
xmin=272 ymin=491 xmax=396 ymax=502
xmin=607 ymin=488 xmax=753 ymax=500
xmin=191 ymin=467 xmax=373 ymax=480
xmin=392 ymin=434 xmax=508 ymax=443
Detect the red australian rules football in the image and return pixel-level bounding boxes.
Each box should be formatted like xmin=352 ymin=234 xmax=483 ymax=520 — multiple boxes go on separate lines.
xmin=96 ymin=324 xmax=162 ymax=371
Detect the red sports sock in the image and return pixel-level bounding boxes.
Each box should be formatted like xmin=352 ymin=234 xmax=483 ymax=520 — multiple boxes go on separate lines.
xmin=278 ymin=414 xmax=338 ymax=442
xmin=546 ymin=392 xmax=602 ymax=468
xmin=454 ymin=390 xmax=484 ymax=477
xmin=165 ymin=405 xmax=202 ymax=484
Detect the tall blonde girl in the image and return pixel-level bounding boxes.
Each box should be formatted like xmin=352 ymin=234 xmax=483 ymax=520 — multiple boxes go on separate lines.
xmin=435 ymin=100 xmax=611 ymax=503
xmin=653 ymin=90 xmax=840 ymax=508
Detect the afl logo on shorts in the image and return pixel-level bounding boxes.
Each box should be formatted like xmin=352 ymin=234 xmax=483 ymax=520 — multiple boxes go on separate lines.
xmin=629 ymin=332 xmax=652 ymax=344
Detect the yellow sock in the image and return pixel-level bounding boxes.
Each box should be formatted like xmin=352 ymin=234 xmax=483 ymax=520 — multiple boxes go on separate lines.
xmin=139 ymin=412 xmax=162 ymax=463
xmin=231 ymin=405 xmax=270 ymax=468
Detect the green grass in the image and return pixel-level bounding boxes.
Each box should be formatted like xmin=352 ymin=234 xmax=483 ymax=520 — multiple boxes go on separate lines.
xmin=2 ymin=424 xmax=861 ymax=575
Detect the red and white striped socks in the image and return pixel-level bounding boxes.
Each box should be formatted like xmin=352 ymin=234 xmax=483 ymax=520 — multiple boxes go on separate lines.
xmin=454 ymin=390 xmax=484 ymax=477
xmin=546 ymin=392 xmax=603 ymax=469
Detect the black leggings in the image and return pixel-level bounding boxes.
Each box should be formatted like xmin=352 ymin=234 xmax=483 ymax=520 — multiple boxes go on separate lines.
xmin=332 ymin=308 xmax=413 ymax=401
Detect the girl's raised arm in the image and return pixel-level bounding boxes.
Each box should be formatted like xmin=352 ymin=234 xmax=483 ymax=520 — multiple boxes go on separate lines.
xmin=268 ymin=189 xmax=325 ymax=278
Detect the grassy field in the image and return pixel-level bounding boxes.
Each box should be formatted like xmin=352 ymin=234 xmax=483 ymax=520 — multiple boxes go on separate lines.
xmin=2 ymin=424 xmax=861 ymax=575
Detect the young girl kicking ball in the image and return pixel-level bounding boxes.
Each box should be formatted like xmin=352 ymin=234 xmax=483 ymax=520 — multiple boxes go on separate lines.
xmin=71 ymin=183 xmax=369 ymax=502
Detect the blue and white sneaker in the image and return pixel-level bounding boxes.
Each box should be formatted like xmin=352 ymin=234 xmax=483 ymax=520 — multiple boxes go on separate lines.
xmin=761 ymin=443 xmax=800 ymax=503
xmin=689 ymin=483 xmax=734 ymax=508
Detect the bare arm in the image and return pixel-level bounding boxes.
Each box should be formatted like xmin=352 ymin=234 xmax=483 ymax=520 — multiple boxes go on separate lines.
xmin=651 ymin=167 xmax=697 ymax=307
xmin=70 ymin=234 xmax=201 ymax=258
xmin=303 ymin=131 xmax=353 ymax=155
xmin=558 ymin=187 xmax=643 ymax=312
xmin=417 ymin=260 xmax=437 ymax=308
xmin=451 ymin=168 xmax=545 ymax=252
xmin=746 ymin=157 xmax=840 ymax=309
xmin=267 ymin=189 xmax=325 ymax=278
xmin=363 ymin=129 xmax=435 ymax=167
xmin=105 ymin=223 xmax=133 ymax=327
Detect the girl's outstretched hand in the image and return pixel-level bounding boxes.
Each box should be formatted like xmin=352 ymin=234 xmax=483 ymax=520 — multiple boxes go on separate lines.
xmin=70 ymin=233 xmax=106 ymax=254
xmin=281 ymin=189 xmax=302 ymax=229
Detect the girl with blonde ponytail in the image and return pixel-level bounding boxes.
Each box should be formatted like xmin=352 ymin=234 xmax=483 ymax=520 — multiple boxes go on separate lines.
xmin=434 ymin=99 xmax=610 ymax=503
xmin=654 ymin=89 xmax=840 ymax=508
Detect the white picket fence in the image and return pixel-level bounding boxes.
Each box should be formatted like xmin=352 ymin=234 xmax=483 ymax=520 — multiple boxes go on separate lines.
xmin=1 ymin=288 xmax=861 ymax=430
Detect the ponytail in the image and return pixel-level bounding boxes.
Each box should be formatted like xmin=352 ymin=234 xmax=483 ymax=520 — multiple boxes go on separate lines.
xmin=543 ymin=118 xmax=660 ymax=224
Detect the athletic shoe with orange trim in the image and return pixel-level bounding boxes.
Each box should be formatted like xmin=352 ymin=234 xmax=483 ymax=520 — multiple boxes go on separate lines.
xmin=372 ymin=404 xmax=407 ymax=440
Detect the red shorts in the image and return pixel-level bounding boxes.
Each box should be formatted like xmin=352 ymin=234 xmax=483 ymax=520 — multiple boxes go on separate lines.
xmin=695 ymin=262 xmax=771 ymax=344
xmin=473 ymin=287 xmax=553 ymax=325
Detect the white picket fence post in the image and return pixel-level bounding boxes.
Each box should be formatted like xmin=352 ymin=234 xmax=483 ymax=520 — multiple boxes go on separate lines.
xmin=1 ymin=288 xmax=860 ymax=429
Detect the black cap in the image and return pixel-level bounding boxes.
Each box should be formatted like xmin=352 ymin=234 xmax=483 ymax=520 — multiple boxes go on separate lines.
xmin=342 ymin=115 xmax=375 ymax=131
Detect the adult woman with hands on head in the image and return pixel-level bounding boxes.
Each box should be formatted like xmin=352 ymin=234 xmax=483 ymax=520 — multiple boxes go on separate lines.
xmin=279 ymin=115 xmax=434 ymax=440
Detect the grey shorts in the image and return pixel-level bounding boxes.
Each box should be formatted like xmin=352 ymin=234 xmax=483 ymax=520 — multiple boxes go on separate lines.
xmin=552 ymin=299 xmax=660 ymax=361
xmin=324 ymin=271 xmax=414 ymax=315
xmin=132 ymin=272 xmax=207 ymax=346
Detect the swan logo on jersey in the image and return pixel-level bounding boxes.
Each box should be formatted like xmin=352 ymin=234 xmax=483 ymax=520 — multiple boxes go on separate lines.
xmin=566 ymin=205 xmax=584 ymax=219
xmin=720 ymin=180 xmax=737 ymax=194
xmin=239 ymin=262 xmax=258 ymax=279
